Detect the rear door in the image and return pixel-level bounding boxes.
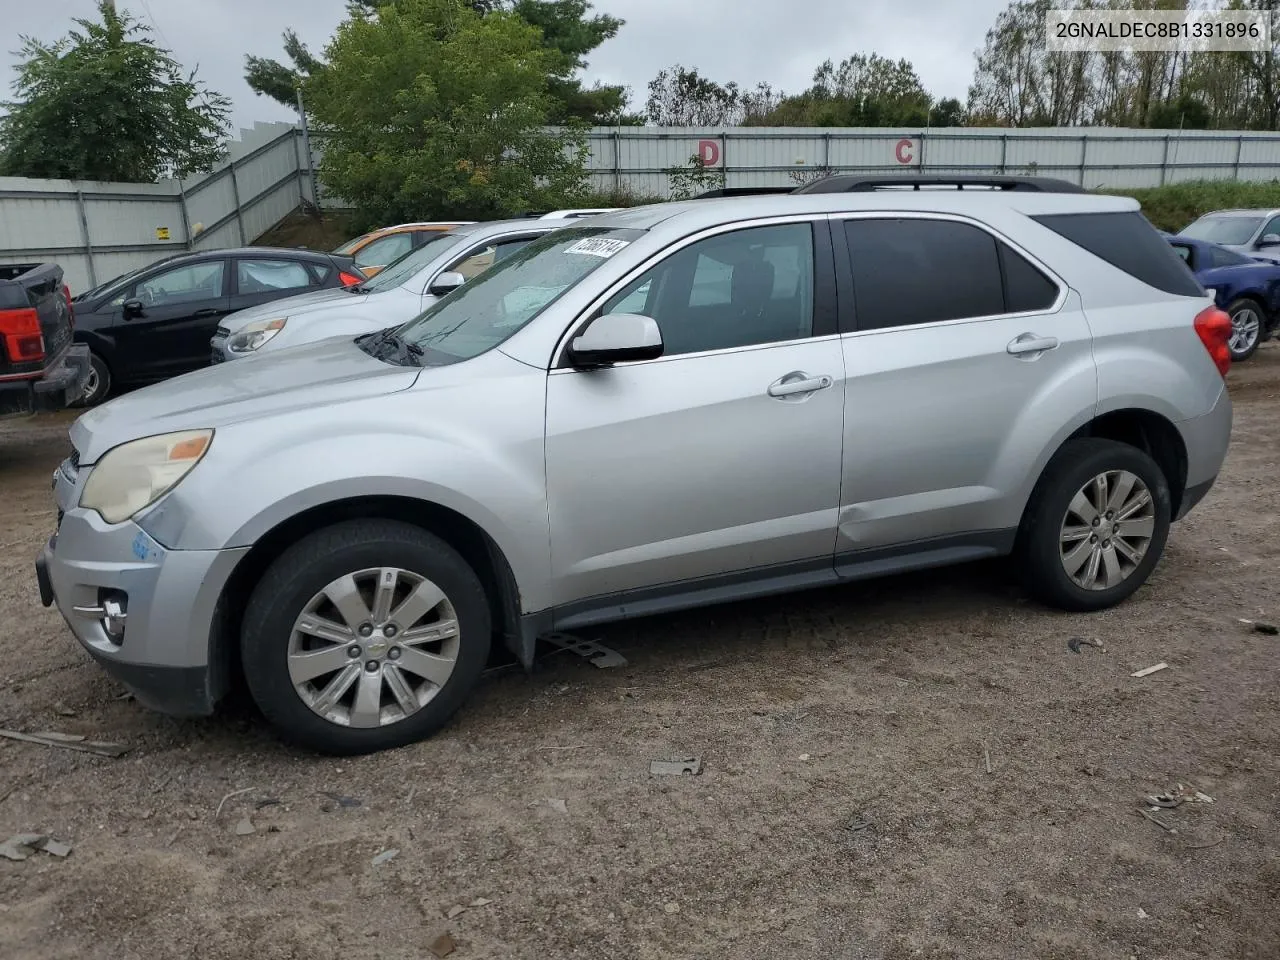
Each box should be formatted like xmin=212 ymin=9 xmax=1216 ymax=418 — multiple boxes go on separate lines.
xmin=111 ymin=259 xmax=230 ymax=380
xmin=230 ymin=256 xmax=322 ymax=313
xmin=832 ymin=214 xmax=1096 ymax=565
xmin=544 ymin=218 xmax=847 ymax=613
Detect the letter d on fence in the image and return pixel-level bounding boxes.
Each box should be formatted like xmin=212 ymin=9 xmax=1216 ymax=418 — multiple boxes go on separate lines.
xmin=698 ymin=139 xmax=721 ymax=166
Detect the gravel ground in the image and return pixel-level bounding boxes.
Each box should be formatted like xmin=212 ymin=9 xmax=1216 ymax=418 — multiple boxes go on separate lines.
xmin=2 ymin=346 xmax=1279 ymax=960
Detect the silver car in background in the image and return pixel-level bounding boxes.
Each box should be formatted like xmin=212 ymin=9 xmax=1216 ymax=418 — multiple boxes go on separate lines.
xmin=211 ymin=218 xmax=574 ymax=360
xmin=39 ymin=177 xmax=1233 ymax=756
xmin=1178 ymin=207 xmax=1280 ymax=264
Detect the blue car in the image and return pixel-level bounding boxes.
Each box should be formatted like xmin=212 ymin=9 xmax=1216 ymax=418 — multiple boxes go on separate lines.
xmin=1166 ymin=233 xmax=1280 ymax=361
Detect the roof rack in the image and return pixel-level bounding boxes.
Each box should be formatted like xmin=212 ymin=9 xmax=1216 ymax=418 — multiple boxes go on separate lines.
xmin=693 ymin=186 xmax=797 ymax=199
xmin=793 ymin=174 xmax=1084 ymax=194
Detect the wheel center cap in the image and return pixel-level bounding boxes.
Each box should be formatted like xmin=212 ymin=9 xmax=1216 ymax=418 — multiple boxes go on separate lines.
xmin=365 ymin=637 xmax=389 ymax=657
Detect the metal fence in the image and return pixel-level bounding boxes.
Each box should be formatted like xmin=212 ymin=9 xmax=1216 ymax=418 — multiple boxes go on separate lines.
xmin=8 ymin=122 xmax=1280 ymax=293
xmin=585 ymin=126 xmax=1280 ymax=196
xmin=0 ymin=122 xmax=317 ymax=293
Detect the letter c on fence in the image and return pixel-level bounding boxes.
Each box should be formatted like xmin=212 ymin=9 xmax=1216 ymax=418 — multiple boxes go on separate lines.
xmin=895 ymin=138 xmax=915 ymax=165
xmin=698 ymin=139 xmax=721 ymax=166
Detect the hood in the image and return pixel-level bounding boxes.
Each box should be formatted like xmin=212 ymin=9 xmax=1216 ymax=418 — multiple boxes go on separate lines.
xmin=71 ymin=336 xmax=419 ymax=463
xmin=219 ymin=286 xmax=367 ymax=334
xmin=258 ymin=292 xmax=438 ymax=354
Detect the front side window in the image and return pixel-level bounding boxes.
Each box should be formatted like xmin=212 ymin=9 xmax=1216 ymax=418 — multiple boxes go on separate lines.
xmin=393 ymin=227 xmax=642 ymax=362
xmin=601 ymin=223 xmax=815 ymax=356
xmin=449 ymin=237 xmax=537 ymax=280
xmin=237 ymin=259 xmax=314 ymax=294
xmin=134 ymin=261 xmax=225 ymax=307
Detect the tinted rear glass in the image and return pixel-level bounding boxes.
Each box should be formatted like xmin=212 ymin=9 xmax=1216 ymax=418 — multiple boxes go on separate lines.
xmin=1001 ymin=245 xmax=1058 ymax=312
xmin=1034 ymin=212 xmax=1202 ymax=296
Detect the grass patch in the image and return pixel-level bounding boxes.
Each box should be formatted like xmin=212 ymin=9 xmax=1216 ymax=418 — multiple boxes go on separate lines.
xmin=1102 ymin=180 xmax=1280 ymax=233
xmin=254 ymin=208 xmax=361 ymax=252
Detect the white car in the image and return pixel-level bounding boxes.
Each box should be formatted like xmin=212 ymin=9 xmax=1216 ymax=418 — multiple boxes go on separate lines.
xmin=212 ymin=219 xmax=572 ymax=361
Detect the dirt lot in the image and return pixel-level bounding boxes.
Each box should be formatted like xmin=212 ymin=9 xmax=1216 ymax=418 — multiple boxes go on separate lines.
xmin=2 ymin=348 xmax=1279 ymax=960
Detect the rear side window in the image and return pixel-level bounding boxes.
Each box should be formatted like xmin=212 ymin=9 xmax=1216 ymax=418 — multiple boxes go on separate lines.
xmin=1033 ymin=211 xmax=1202 ymax=296
xmin=845 ymin=219 xmax=1061 ymax=329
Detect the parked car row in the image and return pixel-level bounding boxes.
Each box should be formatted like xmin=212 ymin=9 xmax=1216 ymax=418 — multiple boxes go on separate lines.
xmin=37 ymin=174 xmax=1234 ymax=755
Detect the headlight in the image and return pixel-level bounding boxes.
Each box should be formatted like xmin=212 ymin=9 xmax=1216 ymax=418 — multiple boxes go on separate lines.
xmin=80 ymin=430 xmax=213 ymax=523
xmin=227 ymin=318 xmax=286 ymax=353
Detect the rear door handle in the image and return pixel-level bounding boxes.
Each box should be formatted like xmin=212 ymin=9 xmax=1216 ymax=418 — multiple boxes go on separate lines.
xmin=1007 ymin=333 xmax=1059 ymax=356
xmin=192 ymin=308 xmax=221 ymax=318
xmin=768 ymin=372 xmax=833 ymax=398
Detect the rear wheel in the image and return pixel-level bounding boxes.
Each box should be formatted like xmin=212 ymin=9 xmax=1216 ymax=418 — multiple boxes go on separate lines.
xmin=1016 ymin=438 xmax=1171 ymax=611
xmin=240 ymin=520 xmax=491 ymax=755
xmin=1226 ymin=298 xmax=1263 ymax=361
xmin=77 ymin=352 xmax=111 ymax=407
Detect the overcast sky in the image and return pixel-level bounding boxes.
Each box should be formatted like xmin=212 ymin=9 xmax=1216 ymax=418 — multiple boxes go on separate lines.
xmin=1 ymin=0 xmax=1010 ymax=132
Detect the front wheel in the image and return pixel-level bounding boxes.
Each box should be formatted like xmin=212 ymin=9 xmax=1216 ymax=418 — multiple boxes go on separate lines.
xmin=1016 ymin=438 xmax=1171 ymax=612
xmin=1226 ymin=298 xmax=1263 ymax=361
xmin=240 ymin=520 xmax=492 ymax=755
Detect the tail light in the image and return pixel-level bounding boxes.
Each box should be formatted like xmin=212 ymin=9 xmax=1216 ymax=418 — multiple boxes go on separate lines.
xmin=338 ymin=271 xmax=362 ymax=287
xmin=63 ymin=284 xmax=75 ymax=328
xmin=0 ymin=307 xmax=46 ymax=363
xmin=1194 ymin=305 xmax=1232 ymax=377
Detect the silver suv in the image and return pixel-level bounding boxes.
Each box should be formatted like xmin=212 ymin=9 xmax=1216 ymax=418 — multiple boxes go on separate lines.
xmin=36 ymin=176 xmax=1234 ymax=755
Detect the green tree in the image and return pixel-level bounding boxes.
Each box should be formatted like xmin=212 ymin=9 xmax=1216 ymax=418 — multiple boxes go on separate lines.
xmin=755 ymin=54 xmax=939 ymax=127
xmin=306 ymin=0 xmax=588 ymax=224
xmin=0 ymin=1 xmax=229 ymax=181
xmin=248 ymin=0 xmax=629 ymax=124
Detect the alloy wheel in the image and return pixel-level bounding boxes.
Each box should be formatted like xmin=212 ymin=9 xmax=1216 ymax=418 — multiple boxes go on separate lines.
xmin=288 ymin=567 xmax=460 ymax=727
xmin=1058 ymin=470 xmax=1155 ymax=591
xmin=1229 ymin=306 xmax=1261 ymax=356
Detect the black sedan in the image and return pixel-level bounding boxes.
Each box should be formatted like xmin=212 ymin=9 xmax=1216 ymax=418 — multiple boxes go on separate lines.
xmin=71 ymin=247 xmax=366 ymax=405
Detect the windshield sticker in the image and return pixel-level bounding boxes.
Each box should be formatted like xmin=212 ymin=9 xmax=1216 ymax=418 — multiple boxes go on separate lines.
xmin=565 ymin=237 xmax=630 ymax=258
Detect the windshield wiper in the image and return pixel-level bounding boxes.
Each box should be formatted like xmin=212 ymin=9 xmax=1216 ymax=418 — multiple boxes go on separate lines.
xmin=360 ymin=328 xmax=423 ymax=365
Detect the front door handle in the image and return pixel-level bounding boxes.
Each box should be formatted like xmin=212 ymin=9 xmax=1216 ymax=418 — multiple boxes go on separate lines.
xmin=191 ymin=308 xmax=221 ymax=319
xmin=768 ymin=372 xmax=833 ymax=398
xmin=1007 ymin=333 xmax=1059 ymax=356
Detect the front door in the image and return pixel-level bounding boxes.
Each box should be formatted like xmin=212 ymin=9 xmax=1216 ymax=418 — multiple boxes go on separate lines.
xmin=114 ymin=259 xmax=230 ymax=380
xmin=833 ymin=214 xmax=1097 ymax=562
xmin=545 ymin=219 xmax=847 ymax=615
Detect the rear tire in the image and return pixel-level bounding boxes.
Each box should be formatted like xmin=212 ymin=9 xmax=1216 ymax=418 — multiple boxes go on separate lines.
xmin=1225 ymin=298 xmax=1263 ymax=361
xmin=240 ymin=519 xmax=491 ymax=755
xmin=1016 ymin=438 xmax=1171 ymax=612
xmin=76 ymin=352 xmax=111 ymax=407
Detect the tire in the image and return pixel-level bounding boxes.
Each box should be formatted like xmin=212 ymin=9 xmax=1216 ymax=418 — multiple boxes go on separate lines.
xmin=240 ymin=519 xmax=491 ymax=755
xmin=76 ymin=352 xmax=112 ymax=407
xmin=1016 ymin=438 xmax=1171 ymax=612
xmin=1225 ymin=298 xmax=1263 ymax=362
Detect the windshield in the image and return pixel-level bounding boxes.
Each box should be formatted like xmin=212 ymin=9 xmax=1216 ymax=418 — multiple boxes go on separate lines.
xmin=77 ymin=262 xmax=158 ymax=302
xmin=333 ymin=233 xmax=372 ymax=255
xmin=1180 ymin=215 xmax=1264 ymax=246
xmin=392 ymin=227 xmax=642 ymax=362
xmin=363 ymin=233 xmax=462 ymax=292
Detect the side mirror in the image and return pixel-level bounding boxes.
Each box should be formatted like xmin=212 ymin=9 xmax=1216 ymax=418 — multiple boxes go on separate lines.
xmin=1259 ymin=233 xmax=1280 ymax=247
xmin=122 ymin=299 xmax=144 ymax=318
xmin=568 ymin=313 xmax=663 ymax=368
xmin=428 ymin=271 xmax=466 ymax=296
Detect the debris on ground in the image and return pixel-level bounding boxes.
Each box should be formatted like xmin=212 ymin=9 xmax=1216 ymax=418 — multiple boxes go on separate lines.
xmin=1081 ymin=764 xmax=1099 ymax=776
xmin=0 ymin=834 xmax=72 ymax=860
xmin=1253 ymin=622 xmax=1279 ymax=636
xmin=1144 ymin=784 xmax=1215 ymax=808
xmin=53 ymin=702 xmax=76 ymax=717
xmin=1138 ymin=809 xmax=1178 ymax=834
xmin=541 ymin=632 xmax=628 ymax=668
xmin=0 ymin=728 xmax=130 ymax=757
xmin=982 ymin=740 xmax=993 ymax=775
xmin=255 ymin=798 xmax=281 ymax=810
xmin=469 ymin=898 xmax=494 ymax=908
xmin=846 ymin=817 xmax=873 ymax=832
xmin=664 ymin=902 xmax=681 ymax=914
xmin=371 ymin=848 xmax=399 ymax=866
xmin=798 ymin=753 xmax=812 ymax=761
xmin=1130 ymin=662 xmax=1169 ymax=679
xmin=1137 ymin=908 xmax=1149 ymax=919
xmin=650 ymin=757 xmax=702 ymax=776
xmin=321 ymin=791 xmax=362 ymax=808
xmin=446 ymin=905 xmax=467 ymax=920
xmin=547 ymin=797 xmax=568 ymax=814
xmin=215 ymin=787 xmax=255 ymax=820
xmin=427 ymin=931 xmax=456 ymax=957
xmin=234 ymin=817 xmax=256 ymax=836
xmin=1068 ymin=636 xmax=1106 ymax=654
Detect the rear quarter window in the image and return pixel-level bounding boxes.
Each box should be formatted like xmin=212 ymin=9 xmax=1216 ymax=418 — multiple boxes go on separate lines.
xmin=1033 ymin=211 xmax=1203 ymax=297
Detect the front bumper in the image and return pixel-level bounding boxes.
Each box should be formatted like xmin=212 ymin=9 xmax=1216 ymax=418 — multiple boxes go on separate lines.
xmin=37 ymin=501 xmax=247 ymax=716
xmin=0 ymin=343 xmax=90 ymax=416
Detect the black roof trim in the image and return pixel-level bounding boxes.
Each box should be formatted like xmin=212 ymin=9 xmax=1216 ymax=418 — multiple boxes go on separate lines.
xmin=793 ymin=174 xmax=1085 ymax=194
xmin=693 ymin=186 xmax=797 ymax=199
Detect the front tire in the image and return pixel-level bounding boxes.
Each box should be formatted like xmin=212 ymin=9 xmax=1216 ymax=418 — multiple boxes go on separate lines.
xmin=76 ymin=352 xmax=112 ymax=407
xmin=1226 ymin=298 xmax=1263 ymax=361
xmin=240 ymin=520 xmax=491 ymax=755
xmin=1016 ymin=438 xmax=1171 ymax=612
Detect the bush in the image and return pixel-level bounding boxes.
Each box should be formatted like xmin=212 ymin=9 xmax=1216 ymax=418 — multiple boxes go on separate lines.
xmin=570 ymin=185 xmax=664 ymax=209
xmin=1102 ymin=180 xmax=1280 ymax=233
